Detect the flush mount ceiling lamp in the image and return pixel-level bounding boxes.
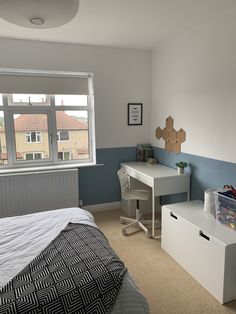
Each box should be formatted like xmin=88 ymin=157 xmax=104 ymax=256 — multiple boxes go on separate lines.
xmin=0 ymin=0 xmax=80 ymax=29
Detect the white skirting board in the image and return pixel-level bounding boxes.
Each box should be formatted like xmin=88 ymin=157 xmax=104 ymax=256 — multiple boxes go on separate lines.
xmin=83 ymin=202 xmax=121 ymax=213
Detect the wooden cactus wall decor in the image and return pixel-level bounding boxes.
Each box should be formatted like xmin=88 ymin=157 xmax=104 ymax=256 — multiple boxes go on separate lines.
xmin=155 ymin=116 xmax=186 ymax=154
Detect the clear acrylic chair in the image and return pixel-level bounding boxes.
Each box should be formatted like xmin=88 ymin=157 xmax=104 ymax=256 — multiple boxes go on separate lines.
xmin=117 ymin=167 xmax=151 ymax=238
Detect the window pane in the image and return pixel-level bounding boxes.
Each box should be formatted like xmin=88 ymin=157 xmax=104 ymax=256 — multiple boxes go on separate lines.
xmin=34 ymin=153 xmax=43 ymax=160
xmin=58 ymin=152 xmax=63 ymax=161
xmin=57 ymin=131 xmax=69 ymax=142
xmin=13 ymin=114 xmax=50 ymax=161
xmin=10 ymin=94 xmax=48 ymax=106
xmin=58 ymin=151 xmax=70 ymax=161
xmin=0 ymin=111 xmax=8 ymax=165
xmin=0 ymin=94 xmax=3 ymax=106
xmin=31 ymin=131 xmax=36 ymax=142
xmin=63 ymin=152 xmax=70 ymax=160
xmin=55 ymin=95 xmax=87 ymax=106
xmin=25 ymin=153 xmax=33 ymax=160
xmin=56 ymin=111 xmax=89 ymax=161
xmin=25 ymin=153 xmax=42 ymax=160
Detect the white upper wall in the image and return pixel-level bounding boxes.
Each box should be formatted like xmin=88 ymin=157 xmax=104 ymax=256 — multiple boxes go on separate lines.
xmin=151 ymin=7 xmax=236 ymax=164
xmin=0 ymin=38 xmax=151 ymax=149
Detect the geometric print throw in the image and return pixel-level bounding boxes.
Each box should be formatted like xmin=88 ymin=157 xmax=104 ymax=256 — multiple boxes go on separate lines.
xmin=0 ymin=223 xmax=127 ymax=314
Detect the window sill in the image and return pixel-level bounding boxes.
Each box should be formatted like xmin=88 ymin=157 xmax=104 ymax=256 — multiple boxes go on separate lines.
xmin=0 ymin=162 xmax=104 ymax=175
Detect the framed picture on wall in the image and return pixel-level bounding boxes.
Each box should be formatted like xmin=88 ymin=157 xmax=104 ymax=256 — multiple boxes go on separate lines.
xmin=128 ymin=103 xmax=143 ymax=125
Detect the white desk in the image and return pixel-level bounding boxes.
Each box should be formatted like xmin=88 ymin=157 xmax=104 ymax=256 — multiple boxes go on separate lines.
xmin=121 ymin=162 xmax=190 ymax=238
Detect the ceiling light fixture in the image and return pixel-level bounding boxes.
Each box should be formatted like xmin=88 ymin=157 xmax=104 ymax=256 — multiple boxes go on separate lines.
xmin=30 ymin=17 xmax=45 ymax=26
xmin=0 ymin=0 xmax=80 ymax=29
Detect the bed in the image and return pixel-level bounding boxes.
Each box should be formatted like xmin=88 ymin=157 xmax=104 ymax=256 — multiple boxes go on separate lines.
xmin=0 ymin=207 xmax=149 ymax=313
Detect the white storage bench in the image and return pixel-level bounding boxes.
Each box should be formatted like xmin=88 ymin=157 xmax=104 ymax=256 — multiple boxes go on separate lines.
xmin=161 ymin=200 xmax=236 ymax=304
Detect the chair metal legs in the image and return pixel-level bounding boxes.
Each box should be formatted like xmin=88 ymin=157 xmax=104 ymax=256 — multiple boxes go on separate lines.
xmin=120 ymin=208 xmax=151 ymax=238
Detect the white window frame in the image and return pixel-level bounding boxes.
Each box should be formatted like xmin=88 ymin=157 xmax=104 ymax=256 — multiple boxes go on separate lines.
xmin=24 ymin=152 xmax=43 ymax=160
xmin=26 ymin=131 xmax=42 ymax=143
xmin=57 ymin=130 xmax=69 ymax=142
xmin=0 ymin=69 xmax=96 ymax=171
xmin=58 ymin=151 xmax=71 ymax=161
xmin=7 ymin=109 xmax=53 ymax=165
xmin=8 ymin=94 xmax=50 ymax=106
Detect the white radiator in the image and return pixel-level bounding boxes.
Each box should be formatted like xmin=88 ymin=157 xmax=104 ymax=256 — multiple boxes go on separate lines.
xmin=0 ymin=169 xmax=79 ymax=218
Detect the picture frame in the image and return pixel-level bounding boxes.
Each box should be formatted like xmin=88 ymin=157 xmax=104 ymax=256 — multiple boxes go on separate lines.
xmin=128 ymin=103 xmax=143 ymax=125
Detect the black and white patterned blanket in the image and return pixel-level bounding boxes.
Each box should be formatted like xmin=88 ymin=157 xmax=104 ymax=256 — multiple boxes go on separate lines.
xmin=0 ymin=223 xmax=127 ymax=314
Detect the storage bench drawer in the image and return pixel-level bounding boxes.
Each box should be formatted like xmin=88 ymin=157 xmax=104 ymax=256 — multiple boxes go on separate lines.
xmin=161 ymin=200 xmax=236 ymax=304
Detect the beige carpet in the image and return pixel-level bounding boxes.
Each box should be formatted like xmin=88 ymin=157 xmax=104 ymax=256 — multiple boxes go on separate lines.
xmin=93 ymin=209 xmax=236 ymax=314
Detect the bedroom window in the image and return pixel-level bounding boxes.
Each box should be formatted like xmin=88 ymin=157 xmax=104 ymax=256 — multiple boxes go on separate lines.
xmin=0 ymin=111 xmax=8 ymax=165
xmin=58 ymin=151 xmax=71 ymax=161
xmin=57 ymin=130 xmax=69 ymax=142
xmin=26 ymin=131 xmax=42 ymax=143
xmin=14 ymin=114 xmax=49 ymax=162
xmin=25 ymin=152 xmax=43 ymax=160
xmin=9 ymin=94 xmax=49 ymax=106
xmin=0 ymin=69 xmax=96 ymax=171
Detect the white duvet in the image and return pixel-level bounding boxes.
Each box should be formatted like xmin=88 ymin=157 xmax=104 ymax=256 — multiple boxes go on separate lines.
xmin=0 ymin=207 xmax=149 ymax=313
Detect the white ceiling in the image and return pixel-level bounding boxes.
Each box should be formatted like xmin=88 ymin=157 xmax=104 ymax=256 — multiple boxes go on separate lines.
xmin=0 ymin=0 xmax=235 ymax=50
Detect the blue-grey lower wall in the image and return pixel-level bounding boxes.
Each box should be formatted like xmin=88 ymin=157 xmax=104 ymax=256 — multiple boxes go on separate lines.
xmin=79 ymin=146 xmax=236 ymax=206
xmin=154 ymin=147 xmax=236 ymax=204
xmin=79 ymin=147 xmax=136 ymax=205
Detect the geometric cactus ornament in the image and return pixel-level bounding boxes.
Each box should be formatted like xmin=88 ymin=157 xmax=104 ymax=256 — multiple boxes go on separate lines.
xmin=155 ymin=126 xmax=162 ymax=139
xmin=177 ymin=128 xmax=186 ymax=144
xmin=155 ymin=116 xmax=186 ymax=154
xmin=166 ymin=116 xmax=174 ymax=130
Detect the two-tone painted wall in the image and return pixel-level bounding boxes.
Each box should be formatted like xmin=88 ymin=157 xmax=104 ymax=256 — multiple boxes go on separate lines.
xmin=83 ymin=3 xmax=236 ymax=207
xmin=151 ymin=5 xmax=236 ymax=204
xmin=1 ymin=2 xmax=236 ymax=210
xmin=84 ymin=3 xmax=236 ymax=207
xmin=0 ymin=38 xmax=151 ymax=206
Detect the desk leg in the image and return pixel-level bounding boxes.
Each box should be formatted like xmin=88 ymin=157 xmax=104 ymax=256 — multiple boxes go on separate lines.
xmin=152 ymin=192 xmax=155 ymax=238
xmin=187 ymin=189 xmax=190 ymax=201
xmin=151 ymin=193 xmax=162 ymax=239
xmin=187 ymin=176 xmax=190 ymax=201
